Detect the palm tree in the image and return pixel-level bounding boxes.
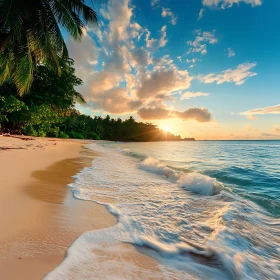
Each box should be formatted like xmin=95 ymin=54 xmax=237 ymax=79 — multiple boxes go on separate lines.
xmin=0 ymin=0 xmax=98 ymax=95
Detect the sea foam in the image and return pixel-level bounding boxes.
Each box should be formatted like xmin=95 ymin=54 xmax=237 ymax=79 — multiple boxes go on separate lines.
xmin=139 ymin=156 xmax=222 ymax=195
xmin=44 ymin=142 xmax=280 ymax=280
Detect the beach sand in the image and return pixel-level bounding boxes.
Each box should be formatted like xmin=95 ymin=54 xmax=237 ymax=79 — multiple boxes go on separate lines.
xmin=0 ymin=136 xmax=117 ymax=279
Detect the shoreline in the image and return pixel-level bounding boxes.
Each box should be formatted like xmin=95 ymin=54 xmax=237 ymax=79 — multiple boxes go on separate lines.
xmin=0 ymin=136 xmax=116 ymax=279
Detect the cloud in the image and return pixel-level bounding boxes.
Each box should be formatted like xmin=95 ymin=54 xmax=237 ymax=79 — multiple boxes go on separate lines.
xmin=130 ymin=47 xmax=152 ymax=76
xmin=239 ymin=104 xmax=280 ymax=119
xmin=67 ymin=30 xmax=99 ymax=80
xmin=151 ymin=0 xmax=160 ymax=7
xmin=187 ymin=30 xmax=218 ymax=55
xmin=202 ymin=0 xmax=262 ymax=9
xmin=227 ymin=48 xmax=235 ymax=57
xmin=186 ymin=58 xmax=200 ymax=68
xmin=186 ymin=58 xmax=200 ymax=64
xmin=199 ymin=0 xmax=262 ymax=19
xmin=261 ymin=133 xmax=277 ymax=137
xmin=198 ymin=8 xmax=205 ymax=20
xmin=136 ymin=68 xmax=192 ymax=101
xmin=180 ymin=91 xmax=209 ymax=100
xmin=159 ymin=25 xmax=168 ymax=47
xmin=174 ymin=108 xmax=213 ymax=122
xmin=161 ymin=8 xmax=177 ymax=25
xmin=138 ymin=106 xmax=213 ymax=122
xmin=247 ymin=127 xmax=258 ymax=131
xmin=199 ymin=62 xmax=257 ymax=85
xmin=138 ymin=107 xmax=171 ymax=119
xmin=145 ymin=25 xmax=168 ymax=49
xmin=69 ymin=0 xmax=196 ymax=119
xmin=87 ymin=88 xmax=142 ymax=114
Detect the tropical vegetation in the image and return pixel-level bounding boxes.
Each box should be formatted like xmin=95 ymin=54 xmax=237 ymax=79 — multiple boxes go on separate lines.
xmin=0 ymin=0 xmax=97 ymax=95
xmin=0 ymin=1 xmax=191 ymax=142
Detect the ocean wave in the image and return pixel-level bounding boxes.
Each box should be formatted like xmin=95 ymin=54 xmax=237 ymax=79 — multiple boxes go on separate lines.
xmin=139 ymin=157 xmax=222 ymax=195
xmin=45 ymin=142 xmax=280 ymax=279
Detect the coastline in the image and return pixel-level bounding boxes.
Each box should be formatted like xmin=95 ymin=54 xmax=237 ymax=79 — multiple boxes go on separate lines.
xmin=0 ymin=136 xmax=116 ymax=279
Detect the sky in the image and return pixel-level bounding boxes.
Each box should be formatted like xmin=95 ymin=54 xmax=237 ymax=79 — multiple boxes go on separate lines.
xmin=67 ymin=0 xmax=280 ymax=140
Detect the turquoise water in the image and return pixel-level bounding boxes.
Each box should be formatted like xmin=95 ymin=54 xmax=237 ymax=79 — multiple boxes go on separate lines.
xmin=106 ymin=140 xmax=280 ymax=217
xmin=46 ymin=141 xmax=280 ymax=279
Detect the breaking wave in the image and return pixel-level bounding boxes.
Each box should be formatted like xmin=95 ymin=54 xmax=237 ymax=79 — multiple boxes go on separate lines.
xmin=139 ymin=157 xmax=222 ymax=195
xmin=45 ymin=142 xmax=280 ymax=280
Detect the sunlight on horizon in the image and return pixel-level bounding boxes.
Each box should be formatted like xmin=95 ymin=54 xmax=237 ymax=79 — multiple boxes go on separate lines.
xmin=160 ymin=125 xmax=171 ymax=133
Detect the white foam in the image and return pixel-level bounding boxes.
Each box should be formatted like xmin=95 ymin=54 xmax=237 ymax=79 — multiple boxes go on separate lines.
xmin=138 ymin=157 xmax=178 ymax=180
xmin=178 ymin=173 xmax=222 ymax=195
xmin=139 ymin=156 xmax=222 ymax=195
xmin=45 ymin=142 xmax=280 ymax=280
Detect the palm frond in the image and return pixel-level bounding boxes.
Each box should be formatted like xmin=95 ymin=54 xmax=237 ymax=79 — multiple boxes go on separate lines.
xmin=0 ymin=0 xmax=99 ymax=94
xmin=74 ymin=91 xmax=87 ymax=105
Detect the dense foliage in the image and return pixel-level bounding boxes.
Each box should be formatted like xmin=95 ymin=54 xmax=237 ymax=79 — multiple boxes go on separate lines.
xmin=0 ymin=59 xmax=185 ymax=141
xmin=0 ymin=0 xmax=97 ymax=95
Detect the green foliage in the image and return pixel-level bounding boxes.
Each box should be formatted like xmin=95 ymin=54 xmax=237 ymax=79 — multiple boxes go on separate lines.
xmin=0 ymin=59 xmax=83 ymax=135
xmin=67 ymin=131 xmax=85 ymax=139
xmin=0 ymin=96 xmax=27 ymax=128
xmin=0 ymin=96 xmax=27 ymax=113
xmin=0 ymin=0 xmax=98 ymax=95
xmin=0 ymin=58 xmax=184 ymax=142
xmin=58 ymin=131 xmax=69 ymax=139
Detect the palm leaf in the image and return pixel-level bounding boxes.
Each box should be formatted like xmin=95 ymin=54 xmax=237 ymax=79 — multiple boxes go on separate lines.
xmin=0 ymin=0 xmax=99 ymax=94
xmin=74 ymin=91 xmax=87 ymax=105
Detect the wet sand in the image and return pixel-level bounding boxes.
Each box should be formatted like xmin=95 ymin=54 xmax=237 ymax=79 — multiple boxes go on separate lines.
xmin=0 ymin=136 xmax=116 ymax=279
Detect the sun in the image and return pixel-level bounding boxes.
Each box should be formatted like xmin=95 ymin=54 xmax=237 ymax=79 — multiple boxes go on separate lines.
xmin=161 ymin=125 xmax=171 ymax=132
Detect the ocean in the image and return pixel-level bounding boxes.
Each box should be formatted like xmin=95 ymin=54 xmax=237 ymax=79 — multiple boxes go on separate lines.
xmin=46 ymin=141 xmax=280 ymax=279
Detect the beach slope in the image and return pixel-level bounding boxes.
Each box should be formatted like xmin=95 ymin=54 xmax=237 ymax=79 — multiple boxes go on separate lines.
xmin=0 ymin=136 xmax=116 ymax=279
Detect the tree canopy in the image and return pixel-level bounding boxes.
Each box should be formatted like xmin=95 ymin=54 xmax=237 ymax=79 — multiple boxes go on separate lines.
xmin=0 ymin=0 xmax=97 ymax=95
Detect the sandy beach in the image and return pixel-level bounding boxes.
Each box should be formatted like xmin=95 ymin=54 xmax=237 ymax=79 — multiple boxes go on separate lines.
xmin=0 ymin=136 xmax=116 ymax=279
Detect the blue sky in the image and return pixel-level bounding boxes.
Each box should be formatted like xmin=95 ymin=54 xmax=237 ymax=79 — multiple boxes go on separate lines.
xmin=69 ymin=0 xmax=280 ymax=140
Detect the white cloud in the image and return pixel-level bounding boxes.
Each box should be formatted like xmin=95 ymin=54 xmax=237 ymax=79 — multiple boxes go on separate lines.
xmin=198 ymin=8 xmax=205 ymax=20
xmin=181 ymin=91 xmax=209 ymax=100
xmin=67 ymin=30 xmax=99 ymax=80
xmin=130 ymin=22 xmax=144 ymax=40
xmin=227 ymin=48 xmax=235 ymax=57
xmin=138 ymin=106 xmax=213 ymax=122
xmin=159 ymin=25 xmax=168 ymax=47
xmin=186 ymin=58 xmax=200 ymax=63
xmin=100 ymin=8 xmax=111 ymax=20
xmin=199 ymin=62 xmax=257 ymax=85
xmin=202 ymin=0 xmax=262 ymax=9
xmin=199 ymin=0 xmax=262 ymax=19
xmin=151 ymin=0 xmax=160 ymax=7
xmin=145 ymin=29 xmax=157 ymax=48
xmin=187 ymin=30 xmax=218 ymax=55
xmin=145 ymin=25 xmax=168 ymax=49
xmin=136 ymin=67 xmax=193 ymax=101
xmin=186 ymin=58 xmax=200 ymax=67
xmin=68 ymin=0 xmax=211 ymax=120
xmin=161 ymin=8 xmax=177 ymax=25
xmin=239 ymin=104 xmax=280 ymax=119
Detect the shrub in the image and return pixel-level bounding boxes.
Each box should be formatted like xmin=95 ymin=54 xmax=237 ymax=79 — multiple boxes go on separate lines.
xmin=58 ymin=131 xmax=69 ymax=138
xmin=67 ymin=131 xmax=84 ymax=139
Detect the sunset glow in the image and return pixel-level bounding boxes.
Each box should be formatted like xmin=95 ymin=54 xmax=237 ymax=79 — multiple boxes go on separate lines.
xmin=161 ymin=126 xmax=171 ymax=133
xmin=71 ymin=0 xmax=280 ymax=140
